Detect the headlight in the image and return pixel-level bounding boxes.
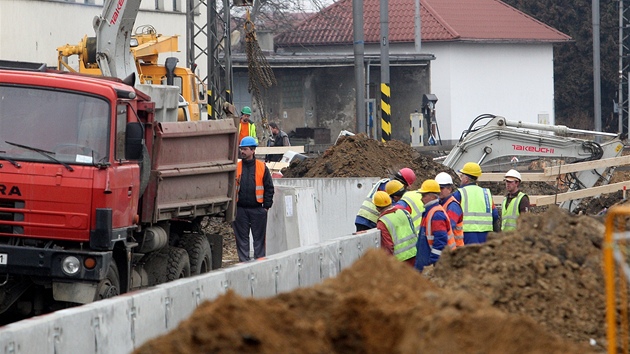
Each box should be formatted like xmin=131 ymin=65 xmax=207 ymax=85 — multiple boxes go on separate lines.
xmin=62 ymin=256 xmax=81 ymax=275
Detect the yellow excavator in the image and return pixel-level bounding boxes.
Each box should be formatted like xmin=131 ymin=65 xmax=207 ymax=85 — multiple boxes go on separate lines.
xmin=57 ymin=25 xmax=206 ymax=121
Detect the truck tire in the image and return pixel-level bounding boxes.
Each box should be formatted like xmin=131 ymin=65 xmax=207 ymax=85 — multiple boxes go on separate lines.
xmin=178 ymin=233 xmax=211 ymax=275
xmin=143 ymin=246 xmax=191 ymax=285
xmin=95 ymin=262 xmax=120 ymax=300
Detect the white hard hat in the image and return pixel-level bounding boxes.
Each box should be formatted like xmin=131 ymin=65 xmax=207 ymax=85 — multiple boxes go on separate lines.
xmin=504 ymin=169 xmax=522 ymax=181
xmin=435 ymin=172 xmax=453 ymax=185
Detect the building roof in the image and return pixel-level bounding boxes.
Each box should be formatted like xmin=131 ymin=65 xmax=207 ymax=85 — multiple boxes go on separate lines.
xmin=275 ymin=0 xmax=571 ymax=47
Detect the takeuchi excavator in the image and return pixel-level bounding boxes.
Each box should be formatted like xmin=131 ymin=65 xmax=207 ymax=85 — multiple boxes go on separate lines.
xmin=57 ymin=25 xmax=206 ymax=122
xmin=442 ymin=114 xmax=626 ymax=211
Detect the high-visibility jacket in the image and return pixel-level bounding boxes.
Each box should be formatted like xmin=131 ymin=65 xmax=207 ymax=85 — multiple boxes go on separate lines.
xmin=236 ymin=159 xmax=266 ymax=203
xmin=378 ymin=208 xmax=418 ymax=261
xmin=502 ymin=191 xmax=526 ymax=231
xmin=442 ymin=195 xmax=464 ymax=247
xmin=401 ymin=190 xmax=425 ymax=230
xmin=356 ymin=178 xmax=390 ymax=224
xmin=415 ymin=199 xmax=455 ymax=270
xmin=238 ymin=121 xmax=258 ymax=144
xmin=460 ymin=184 xmax=494 ymax=232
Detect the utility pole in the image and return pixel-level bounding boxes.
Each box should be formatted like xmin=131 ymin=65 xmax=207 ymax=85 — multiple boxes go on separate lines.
xmin=354 ymin=0 xmax=366 ymax=134
xmin=380 ymin=0 xmax=391 ymax=141
xmin=593 ymin=0 xmax=602 ymax=135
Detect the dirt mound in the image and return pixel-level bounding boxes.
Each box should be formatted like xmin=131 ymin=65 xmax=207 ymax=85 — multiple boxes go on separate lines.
xmin=431 ymin=206 xmax=607 ymax=351
xmin=134 ymin=248 xmax=591 ymax=354
xmin=282 ymin=134 xmax=453 ymax=189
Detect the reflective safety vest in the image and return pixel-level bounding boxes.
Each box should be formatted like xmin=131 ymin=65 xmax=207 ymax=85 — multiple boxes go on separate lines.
xmin=236 ymin=159 xmax=266 ymax=203
xmin=238 ymin=122 xmax=258 ymax=144
xmin=401 ymin=190 xmax=425 ymax=230
xmin=443 ymin=195 xmax=464 ymax=247
xmin=379 ymin=209 xmax=418 ymax=261
xmin=502 ymin=191 xmax=526 ymax=231
xmin=460 ymin=185 xmax=493 ymax=232
xmin=424 ymin=204 xmax=456 ymax=255
xmin=357 ymin=178 xmax=390 ymax=224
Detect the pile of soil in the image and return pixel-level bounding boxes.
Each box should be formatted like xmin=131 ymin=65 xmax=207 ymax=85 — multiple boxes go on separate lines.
xmin=431 ymin=207 xmax=608 ymax=351
xmin=282 ymin=134 xmax=454 ymax=190
xmin=134 ymin=247 xmax=592 ymax=354
xmin=283 ymin=134 xmax=564 ymax=197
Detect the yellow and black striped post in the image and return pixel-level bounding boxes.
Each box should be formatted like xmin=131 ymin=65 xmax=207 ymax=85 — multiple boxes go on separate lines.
xmin=381 ymin=83 xmax=391 ymax=141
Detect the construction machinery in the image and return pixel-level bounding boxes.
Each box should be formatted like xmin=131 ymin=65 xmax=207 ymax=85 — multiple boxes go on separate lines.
xmin=443 ymin=114 xmax=625 ymax=211
xmin=0 ymin=0 xmax=236 ymax=319
xmin=57 ymin=25 xmax=206 ymax=122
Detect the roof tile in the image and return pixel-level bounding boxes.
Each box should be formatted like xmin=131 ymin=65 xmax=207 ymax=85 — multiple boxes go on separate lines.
xmin=276 ymin=0 xmax=570 ymax=46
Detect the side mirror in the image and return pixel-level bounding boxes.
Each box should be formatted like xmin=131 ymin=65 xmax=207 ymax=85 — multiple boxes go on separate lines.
xmin=125 ymin=122 xmax=144 ymax=160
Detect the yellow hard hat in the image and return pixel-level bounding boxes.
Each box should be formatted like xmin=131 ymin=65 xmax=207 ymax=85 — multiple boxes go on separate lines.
xmin=459 ymin=162 xmax=482 ymax=178
xmin=385 ymin=180 xmax=405 ymax=196
xmin=373 ymin=191 xmax=392 ymax=207
xmin=418 ymin=179 xmax=441 ymax=194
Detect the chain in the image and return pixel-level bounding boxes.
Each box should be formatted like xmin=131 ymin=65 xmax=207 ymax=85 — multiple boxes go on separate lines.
xmin=244 ymin=9 xmax=276 ymax=142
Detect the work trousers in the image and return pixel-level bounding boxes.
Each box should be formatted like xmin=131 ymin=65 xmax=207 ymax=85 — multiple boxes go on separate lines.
xmin=233 ymin=206 xmax=268 ymax=262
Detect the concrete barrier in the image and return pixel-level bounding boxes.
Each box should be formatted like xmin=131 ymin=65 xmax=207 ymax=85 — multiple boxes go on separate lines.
xmin=268 ymin=177 xmax=380 ymax=252
xmin=0 ymin=230 xmax=380 ymax=354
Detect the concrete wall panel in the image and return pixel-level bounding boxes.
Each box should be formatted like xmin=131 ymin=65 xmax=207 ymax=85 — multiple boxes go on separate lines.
xmin=122 ymin=290 xmax=166 ymax=349
xmin=156 ymin=278 xmax=205 ymax=330
xmin=223 ymin=262 xmax=255 ymax=297
xmin=320 ymin=240 xmax=341 ymax=279
xmin=297 ymin=245 xmax=324 ymax=288
xmin=267 ymin=250 xmax=301 ymax=294
xmin=248 ymin=259 xmax=279 ymax=298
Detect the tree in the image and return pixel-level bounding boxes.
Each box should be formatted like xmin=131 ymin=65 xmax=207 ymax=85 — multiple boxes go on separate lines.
xmin=503 ymin=0 xmax=619 ymax=131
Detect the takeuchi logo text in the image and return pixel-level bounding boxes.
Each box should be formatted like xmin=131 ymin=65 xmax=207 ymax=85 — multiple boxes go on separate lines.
xmin=110 ymin=0 xmax=126 ymax=25
xmin=512 ymin=144 xmax=555 ymax=154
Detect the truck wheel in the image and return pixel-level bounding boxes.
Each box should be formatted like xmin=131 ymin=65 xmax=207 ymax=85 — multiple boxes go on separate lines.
xmin=143 ymin=246 xmax=191 ymax=285
xmin=165 ymin=246 xmax=190 ymax=281
xmin=178 ymin=234 xmax=211 ymax=275
xmin=207 ymin=233 xmax=223 ymax=270
xmin=95 ymin=262 xmax=120 ymax=300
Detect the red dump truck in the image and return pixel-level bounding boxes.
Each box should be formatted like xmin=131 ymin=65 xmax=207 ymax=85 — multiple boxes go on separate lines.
xmin=0 ymin=60 xmax=237 ymax=318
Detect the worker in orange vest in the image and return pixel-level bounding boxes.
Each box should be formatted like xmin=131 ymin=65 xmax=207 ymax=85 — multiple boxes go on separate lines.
xmin=233 ymin=136 xmax=274 ymax=261
xmin=435 ymin=172 xmax=464 ymax=247
xmin=415 ymin=180 xmax=456 ymax=272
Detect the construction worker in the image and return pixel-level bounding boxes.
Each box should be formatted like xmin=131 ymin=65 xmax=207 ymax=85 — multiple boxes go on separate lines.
xmin=386 ymin=180 xmax=407 ymax=205
xmin=414 ymin=179 xmax=456 ymax=272
xmin=435 ymin=172 xmax=464 ymax=247
xmin=238 ymin=106 xmax=258 ymax=145
xmin=502 ymin=169 xmax=530 ymax=231
xmin=354 ymin=168 xmax=417 ymax=231
xmin=387 ymin=179 xmax=424 ymax=230
xmin=233 ymin=136 xmax=274 ymax=262
xmin=452 ymin=162 xmax=499 ymax=244
xmin=373 ymin=191 xmax=417 ymax=267
xmin=265 ymin=122 xmax=291 ymax=162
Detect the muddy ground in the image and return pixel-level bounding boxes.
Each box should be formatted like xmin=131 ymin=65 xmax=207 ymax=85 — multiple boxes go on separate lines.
xmin=189 ymin=135 xmax=628 ymax=353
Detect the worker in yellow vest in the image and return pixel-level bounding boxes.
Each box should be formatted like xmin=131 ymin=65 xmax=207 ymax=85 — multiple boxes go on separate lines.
xmin=238 ymin=106 xmax=258 ymax=145
xmin=501 ymin=169 xmax=529 ymax=231
xmin=373 ymin=191 xmax=418 ymax=267
xmin=354 ymin=168 xmax=416 ymax=231
xmin=452 ymin=162 xmax=499 ymax=244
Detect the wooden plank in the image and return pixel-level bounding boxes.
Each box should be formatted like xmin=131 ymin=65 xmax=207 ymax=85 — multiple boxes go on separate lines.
xmin=255 ymin=146 xmax=305 ymax=154
xmin=543 ymin=155 xmax=630 ymax=176
xmin=479 ymin=172 xmax=558 ymax=182
xmin=533 ymin=181 xmax=630 ymax=205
